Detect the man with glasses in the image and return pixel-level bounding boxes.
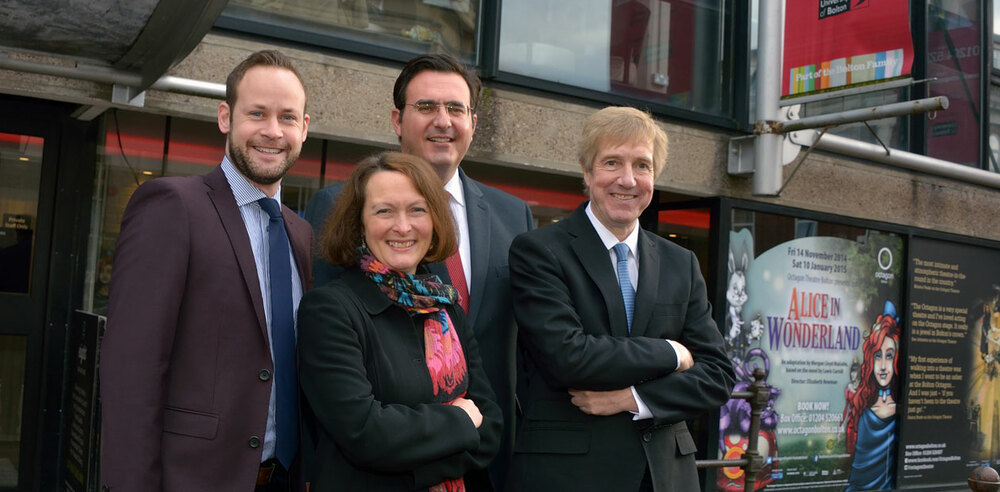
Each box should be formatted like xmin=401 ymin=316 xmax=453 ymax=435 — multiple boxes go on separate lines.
xmin=304 ymin=53 xmax=533 ymax=490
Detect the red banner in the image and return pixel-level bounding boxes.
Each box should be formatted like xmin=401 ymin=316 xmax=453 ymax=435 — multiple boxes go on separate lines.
xmin=782 ymin=0 xmax=914 ymax=98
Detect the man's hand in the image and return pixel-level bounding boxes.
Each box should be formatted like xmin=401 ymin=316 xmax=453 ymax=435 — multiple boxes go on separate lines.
xmin=568 ymin=388 xmax=638 ymax=416
xmin=668 ymin=339 xmax=694 ymax=371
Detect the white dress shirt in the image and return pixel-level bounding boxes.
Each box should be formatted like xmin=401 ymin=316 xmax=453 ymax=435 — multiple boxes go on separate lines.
xmin=444 ymin=171 xmax=472 ymax=295
xmin=222 ymin=156 xmax=303 ymax=461
xmin=585 ymin=202 xmax=679 ymax=421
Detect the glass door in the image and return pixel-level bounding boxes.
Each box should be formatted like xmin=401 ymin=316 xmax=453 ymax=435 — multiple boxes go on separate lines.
xmin=0 ymin=128 xmax=50 ymax=490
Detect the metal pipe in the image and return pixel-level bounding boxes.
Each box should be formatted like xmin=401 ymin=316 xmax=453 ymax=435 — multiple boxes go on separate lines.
xmin=151 ymin=75 xmax=225 ymax=98
xmin=697 ymin=459 xmax=749 ymax=469
xmin=0 ymin=54 xmax=224 ymax=99
xmin=779 ymin=97 xmax=949 ymax=133
xmin=752 ymin=0 xmax=783 ymax=196
xmin=0 ymin=55 xmax=142 ymax=86
xmin=794 ymin=130 xmax=1000 ymax=189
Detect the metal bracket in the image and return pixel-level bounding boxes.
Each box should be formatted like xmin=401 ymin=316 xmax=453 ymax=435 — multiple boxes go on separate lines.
xmin=112 ymin=84 xmax=146 ymax=107
xmin=727 ymin=105 xmax=803 ymax=176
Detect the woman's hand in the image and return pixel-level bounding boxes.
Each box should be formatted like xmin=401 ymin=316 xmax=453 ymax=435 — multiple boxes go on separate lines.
xmin=452 ymin=397 xmax=483 ymax=428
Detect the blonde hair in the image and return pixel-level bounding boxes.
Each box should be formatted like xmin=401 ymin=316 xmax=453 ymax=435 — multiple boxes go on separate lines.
xmin=578 ymin=106 xmax=668 ymax=177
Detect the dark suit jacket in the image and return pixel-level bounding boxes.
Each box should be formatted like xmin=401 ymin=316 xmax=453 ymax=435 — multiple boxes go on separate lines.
xmin=304 ymin=168 xmax=532 ymax=489
xmin=506 ymin=203 xmax=734 ymax=492
xmin=100 ymin=165 xmax=313 ymax=491
xmin=297 ymin=267 xmax=502 ymax=490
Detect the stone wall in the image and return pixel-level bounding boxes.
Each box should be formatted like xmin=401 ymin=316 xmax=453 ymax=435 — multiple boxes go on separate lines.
xmin=2 ymin=32 xmax=999 ymax=242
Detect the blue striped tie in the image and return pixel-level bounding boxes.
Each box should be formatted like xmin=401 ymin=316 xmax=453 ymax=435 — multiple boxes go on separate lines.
xmin=257 ymin=197 xmax=299 ymax=468
xmin=612 ymin=243 xmax=635 ymax=332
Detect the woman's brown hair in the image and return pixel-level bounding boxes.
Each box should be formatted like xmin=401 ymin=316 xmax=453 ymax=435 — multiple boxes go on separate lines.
xmin=320 ymin=151 xmax=457 ymax=267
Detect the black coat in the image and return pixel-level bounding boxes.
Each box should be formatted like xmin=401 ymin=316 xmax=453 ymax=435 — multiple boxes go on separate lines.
xmin=304 ymin=169 xmax=533 ymax=489
xmin=506 ymin=203 xmax=735 ymax=492
xmin=297 ymin=268 xmax=502 ymax=491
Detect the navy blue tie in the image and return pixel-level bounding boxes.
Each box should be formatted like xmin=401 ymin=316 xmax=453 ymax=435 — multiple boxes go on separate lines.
xmin=612 ymin=243 xmax=635 ymax=332
xmin=257 ymin=197 xmax=298 ymax=468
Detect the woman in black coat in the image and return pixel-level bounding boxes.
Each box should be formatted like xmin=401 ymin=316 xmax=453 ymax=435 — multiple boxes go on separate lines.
xmin=298 ymin=151 xmax=501 ymax=491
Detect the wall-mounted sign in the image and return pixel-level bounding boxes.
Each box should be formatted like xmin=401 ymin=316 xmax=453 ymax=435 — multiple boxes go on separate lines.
xmin=2 ymin=214 xmax=32 ymax=230
xmin=782 ymin=0 xmax=914 ymax=99
xmin=62 ymin=311 xmax=105 ymax=492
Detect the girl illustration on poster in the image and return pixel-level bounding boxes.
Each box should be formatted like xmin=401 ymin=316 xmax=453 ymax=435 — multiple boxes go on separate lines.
xmin=845 ymin=301 xmax=901 ymax=491
xmin=839 ymin=358 xmax=861 ymax=437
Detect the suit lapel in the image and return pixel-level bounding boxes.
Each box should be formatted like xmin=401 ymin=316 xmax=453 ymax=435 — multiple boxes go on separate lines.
xmin=630 ymin=230 xmax=660 ymax=337
xmin=460 ymin=170 xmax=489 ymax=327
xmin=205 ymin=166 xmax=268 ymax=339
xmin=567 ymin=205 xmax=630 ymax=337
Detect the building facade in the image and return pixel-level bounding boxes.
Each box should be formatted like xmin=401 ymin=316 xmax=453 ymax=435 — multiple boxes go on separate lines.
xmin=1 ymin=0 xmax=999 ymax=490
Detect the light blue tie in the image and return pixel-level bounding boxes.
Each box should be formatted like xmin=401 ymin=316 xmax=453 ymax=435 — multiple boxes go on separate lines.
xmin=257 ymin=197 xmax=299 ymax=468
xmin=612 ymin=243 xmax=635 ymax=332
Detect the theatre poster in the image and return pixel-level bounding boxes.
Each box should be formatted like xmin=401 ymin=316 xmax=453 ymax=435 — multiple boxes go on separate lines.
xmin=898 ymin=237 xmax=1000 ymax=488
xmin=717 ymin=229 xmax=904 ymax=491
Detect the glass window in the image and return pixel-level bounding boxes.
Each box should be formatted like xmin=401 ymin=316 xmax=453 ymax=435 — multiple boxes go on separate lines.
xmin=499 ymin=0 xmax=729 ymax=116
xmin=85 ymin=110 xmax=588 ymax=313
xmin=322 ymin=141 xmax=384 ymax=188
xmin=0 ymin=335 xmax=26 ymax=487
xmin=222 ymin=0 xmax=481 ymax=62
xmin=0 ymin=133 xmax=44 ymax=295
xmin=988 ymin=1 xmax=1000 ymax=172
xmin=86 ymin=111 xmax=327 ymax=313
xmin=926 ymin=0 xmax=983 ymax=167
xmin=748 ymin=0 xmax=909 ymax=150
xmin=800 ymin=87 xmax=909 ymax=150
xmin=657 ymin=207 xmax=711 ymax=278
xmin=282 ymin=137 xmax=324 ymax=213
xmin=164 ymin=118 xmax=225 ymax=177
xmin=87 ymin=111 xmax=169 ymax=314
xmin=460 ymin=161 xmax=586 ymax=228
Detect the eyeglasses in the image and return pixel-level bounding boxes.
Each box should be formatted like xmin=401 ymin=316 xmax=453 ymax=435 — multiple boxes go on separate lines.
xmin=405 ymin=101 xmax=471 ymax=117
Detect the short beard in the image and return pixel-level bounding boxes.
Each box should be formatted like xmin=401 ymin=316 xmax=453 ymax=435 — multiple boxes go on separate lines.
xmin=228 ymin=136 xmax=298 ymax=186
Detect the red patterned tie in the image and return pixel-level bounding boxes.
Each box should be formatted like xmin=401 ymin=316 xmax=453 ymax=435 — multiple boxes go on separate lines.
xmin=445 ymin=250 xmax=469 ymax=313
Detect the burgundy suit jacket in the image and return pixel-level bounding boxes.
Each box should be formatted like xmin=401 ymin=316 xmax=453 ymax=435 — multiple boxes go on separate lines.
xmin=100 ymin=165 xmax=312 ymax=491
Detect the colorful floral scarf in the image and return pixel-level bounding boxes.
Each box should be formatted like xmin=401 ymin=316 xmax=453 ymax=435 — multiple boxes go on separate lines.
xmin=359 ymin=246 xmax=469 ymax=492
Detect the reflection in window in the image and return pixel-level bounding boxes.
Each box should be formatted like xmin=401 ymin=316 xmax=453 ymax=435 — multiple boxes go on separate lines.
xmin=223 ymin=0 xmax=480 ymax=62
xmin=988 ymin=0 xmax=1000 ymax=172
xmin=85 ymin=110 xmax=585 ymax=315
xmin=0 ymin=335 xmax=26 ymax=487
xmin=0 ymin=133 xmax=44 ymax=295
xmin=801 ymin=87 xmax=909 ymax=151
xmin=733 ymin=208 xmax=891 ymax=256
xmin=85 ymin=111 xmax=326 ymax=314
xmin=460 ymin=160 xmax=586 ymax=228
xmin=926 ymin=0 xmax=982 ymax=167
xmin=499 ymin=0 xmax=728 ymax=116
xmin=747 ymin=0 xmax=908 ymax=151
xmin=658 ymin=208 xmax=711 ymax=279
xmin=86 ymin=111 xmax=167 ymax=314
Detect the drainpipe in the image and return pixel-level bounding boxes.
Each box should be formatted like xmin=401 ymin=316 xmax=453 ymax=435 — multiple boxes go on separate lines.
xmin=753 ymin=0 xmax=783 ymax=196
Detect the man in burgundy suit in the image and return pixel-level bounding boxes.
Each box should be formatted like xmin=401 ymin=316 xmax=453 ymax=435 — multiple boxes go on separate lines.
xmin=100 ymin=50 xmax=312 ymax=492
